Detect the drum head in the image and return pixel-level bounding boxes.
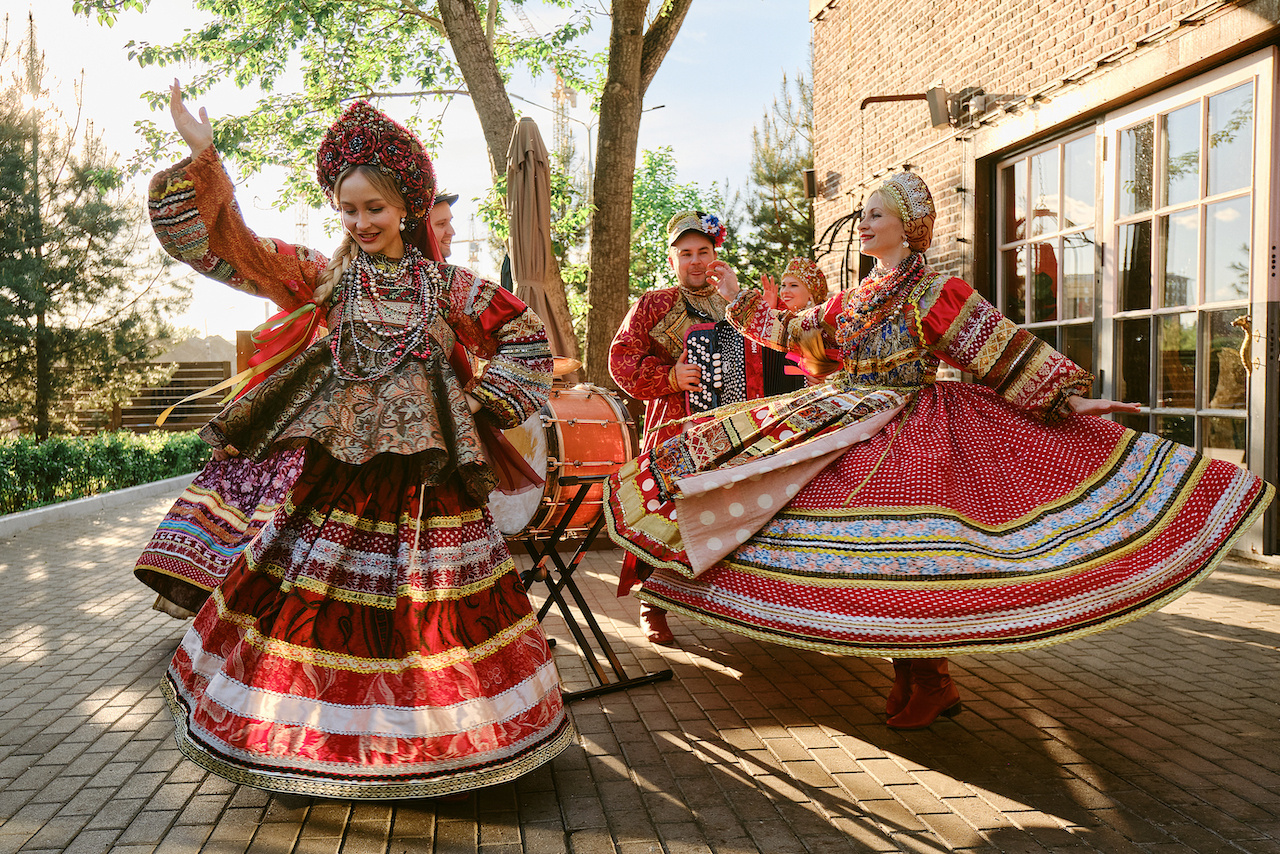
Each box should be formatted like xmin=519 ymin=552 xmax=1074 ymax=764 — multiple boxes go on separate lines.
xmin=486 ymin=410 xmax=548 ymax=536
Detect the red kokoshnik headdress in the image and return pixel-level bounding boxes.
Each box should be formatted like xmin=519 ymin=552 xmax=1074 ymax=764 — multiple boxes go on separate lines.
xmin=316 ymin=101 xmax=437 ymax=230
xmin=783 ymin=257 xmax=829 ymax=304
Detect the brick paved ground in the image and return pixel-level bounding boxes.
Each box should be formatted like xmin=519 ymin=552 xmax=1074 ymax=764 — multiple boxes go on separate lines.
xmin=1 ymin=489 xmax=1278 ymax=853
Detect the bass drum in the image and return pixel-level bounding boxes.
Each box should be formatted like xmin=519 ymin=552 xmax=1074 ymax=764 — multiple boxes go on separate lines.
xmin=488 ymin=384 xmax=638 ymax=539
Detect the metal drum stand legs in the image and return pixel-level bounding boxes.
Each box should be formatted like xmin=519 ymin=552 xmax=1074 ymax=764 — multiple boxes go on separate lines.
xmin=514 ymin=474 xmax=673 ymax=702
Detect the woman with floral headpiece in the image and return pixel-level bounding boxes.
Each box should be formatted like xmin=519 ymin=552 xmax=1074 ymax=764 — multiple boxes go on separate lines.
xmin=761 ymin=257 xmax=836 ymax=388
xmin=605 ymin=171 xmax=1273 ymax=730
xmin=143 ymin=82 xmax=572 ymax=798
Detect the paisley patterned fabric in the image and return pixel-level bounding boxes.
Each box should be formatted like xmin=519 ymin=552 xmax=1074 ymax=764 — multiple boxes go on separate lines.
xmin=134 ymin=448 xmax=306 ymax=613
xmin=604 ymin=264 xmax=1274 ymax=657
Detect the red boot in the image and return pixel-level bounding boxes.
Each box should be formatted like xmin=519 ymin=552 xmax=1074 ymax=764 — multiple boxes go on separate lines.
xmin=886 ymin=658 xmax=961 ymax=729
xmin=885 ymin=659 xmax=913 ymax=718
xmin=640 ymin=603 xmax=675 ymax=645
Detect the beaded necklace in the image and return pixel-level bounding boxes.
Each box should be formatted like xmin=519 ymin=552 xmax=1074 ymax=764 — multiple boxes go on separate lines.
xmin=330 ymin=246 xmax=443 ymax=381
xmin=836 ymin=252 xmax=928 ymax=356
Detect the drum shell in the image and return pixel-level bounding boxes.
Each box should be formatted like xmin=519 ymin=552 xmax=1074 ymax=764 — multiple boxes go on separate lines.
xmin=488 ymin=384 xmax=637 ymax=539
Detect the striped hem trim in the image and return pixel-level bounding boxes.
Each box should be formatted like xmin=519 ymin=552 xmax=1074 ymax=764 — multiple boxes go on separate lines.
xmin=162 ymin=678 xmax=575 ymax=799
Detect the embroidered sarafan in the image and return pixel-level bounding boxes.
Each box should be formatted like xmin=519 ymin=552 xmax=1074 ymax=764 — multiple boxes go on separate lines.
xmin=603 ymin=256 xmax=1273 ymax=657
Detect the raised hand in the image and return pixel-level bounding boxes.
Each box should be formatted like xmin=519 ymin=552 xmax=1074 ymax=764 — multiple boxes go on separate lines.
xmin=760 ymin=273 xmax=779 ymax=309
xmin=169 ymin=79 xmax=213 ymax=157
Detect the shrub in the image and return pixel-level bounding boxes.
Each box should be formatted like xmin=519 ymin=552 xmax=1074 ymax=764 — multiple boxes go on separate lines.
xmin=0 ymin=431 xmax=210 ymax=515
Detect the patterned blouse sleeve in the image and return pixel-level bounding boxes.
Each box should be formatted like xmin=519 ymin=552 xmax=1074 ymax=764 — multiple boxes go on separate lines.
xmin=916 ymin=277 xmax=1093 ymax=423
xmin=609 ymin=292 xmax=678 ymax=400
xmin=148 ymin=147 xmax=325 ymax=312
xmin=728 ymin=289 xmax=842 ymax=354
xmin=446 ymin=266 xmax=552 ymax=429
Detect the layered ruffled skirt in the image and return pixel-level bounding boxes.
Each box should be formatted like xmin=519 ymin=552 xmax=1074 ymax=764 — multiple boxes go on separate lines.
xmin=164 ymin=450 xmax=573 ymax=798
xmin=604 ymin=381 xmax=1274 ymax=656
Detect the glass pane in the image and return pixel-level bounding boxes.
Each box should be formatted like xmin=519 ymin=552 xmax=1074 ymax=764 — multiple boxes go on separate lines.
xmin=1061 ymin=323 xmax=1093 ymax=379
xmin=1062 ymin=230 xmax=1095 ymax=320
xmin=1162 ymin=102 xmax=1200 ymax=207
xmin=1205 ymin=196 xmax=1250 ymax=302
xmin=1030 ymin=149 xmax=1059 ymax=236
xmin=1203 ymin=416 xmax=1247 ymax=465
xmin=1002 ymin=248 xmax=1026 ymax=323
xmin=1063 ymin=135 xmax=1095 ymax=228
xmin=1116 ymin=412 xmax=1149 ymax=433
xmin=1001 ymin=163 xmax=1026 ymax=242
xmin=1116 ymin=317 xmax=1151 ymax=406
xmin=1030 ymin=241 xmax=1058 ymax=322
xmin=1159 ymin=209 xmax=1198 ymax=307
xmin=1032 ymin=328 xmax=1056 ymax=349
xmin=1205 ymin=309 xmax=1250 ymax=410
xmin=1120 ymin=121 xmax=1154 ymax=216
xmin=1157 ymin=313 xmax=1196 ymax=408
xmin=1156 ymin=414 xmax=1195 ymax=448
xmin=1208 ymin=82 xmax=1253 ymax=196
xmin=1118 ymin=221 xmax=1152 ymax=311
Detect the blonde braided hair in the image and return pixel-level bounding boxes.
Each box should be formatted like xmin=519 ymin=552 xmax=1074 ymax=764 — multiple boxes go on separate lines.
xmin=313 ymin=232 xmax=357 ymax=306
xmin=797 ymin=326 xmax=840 ymax=379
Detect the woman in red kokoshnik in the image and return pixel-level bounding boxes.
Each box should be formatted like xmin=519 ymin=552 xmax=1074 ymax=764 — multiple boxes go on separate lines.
xmin=605 ymin=171 xmax=1274 ymax=730
xmin=145 ymin=82 xmax=572 ymax=798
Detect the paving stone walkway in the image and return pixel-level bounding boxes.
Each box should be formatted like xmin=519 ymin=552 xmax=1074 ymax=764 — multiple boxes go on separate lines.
xmin=1 ymin=488 xmax=1278 ymax=853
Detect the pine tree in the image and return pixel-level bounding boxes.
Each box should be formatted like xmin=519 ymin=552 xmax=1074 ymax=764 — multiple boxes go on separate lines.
xmin=0 ymin=16 xmax=189 ymax=438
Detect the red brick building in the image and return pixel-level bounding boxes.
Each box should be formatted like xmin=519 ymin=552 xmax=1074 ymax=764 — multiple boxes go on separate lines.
xmin=809 ymin=0 xmax=1279 ymax=554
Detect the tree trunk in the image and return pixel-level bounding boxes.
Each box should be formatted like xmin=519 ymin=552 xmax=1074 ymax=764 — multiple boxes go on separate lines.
xmin=34 ymin=308 xmax=50 ymax=441
xmin=436 ymin=0 xmax=580 ymax=364
xmin=582 ymin=0 xmax=692 ymax=387
xmin=582 ymin=0 xmax=647 ymax=388
xmin=435 ymin=0 xmax=517 ymax=178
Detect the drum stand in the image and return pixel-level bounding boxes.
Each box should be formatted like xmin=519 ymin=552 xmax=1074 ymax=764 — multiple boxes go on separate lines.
xmin=514 ymin=474 xmax=673 ymax=702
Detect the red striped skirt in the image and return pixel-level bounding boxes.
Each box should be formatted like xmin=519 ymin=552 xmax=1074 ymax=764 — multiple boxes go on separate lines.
xmin=164 ymin=449 xmax=572 ymax=798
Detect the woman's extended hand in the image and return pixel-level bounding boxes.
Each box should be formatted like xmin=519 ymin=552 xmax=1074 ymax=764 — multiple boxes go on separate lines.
xmin=169 ymin=79 xmax=214 ymax=157
xmin=1067 ymin=395 xmax=1142 ymax=416
xmin=464 ymin=392 xmax=483 ymax=415
xmin=760 ymin=274 xmax=779 ymax=309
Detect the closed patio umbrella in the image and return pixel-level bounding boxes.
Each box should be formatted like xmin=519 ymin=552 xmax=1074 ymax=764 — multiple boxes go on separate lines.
xmin=506 ymin=116 xmax=579 ymax=377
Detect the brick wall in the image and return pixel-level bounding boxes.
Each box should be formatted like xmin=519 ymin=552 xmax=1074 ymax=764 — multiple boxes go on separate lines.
xmin=809 ymin=0 xmax=1280 ymax=290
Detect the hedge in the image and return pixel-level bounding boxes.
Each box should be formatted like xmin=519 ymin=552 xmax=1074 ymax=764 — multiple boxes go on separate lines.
xmin=0 ymin=431 xmax=211 ymax=516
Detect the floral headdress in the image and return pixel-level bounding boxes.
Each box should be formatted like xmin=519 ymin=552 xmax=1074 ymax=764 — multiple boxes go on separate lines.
xmin=667 ymin=209 xmax=726 ymax=249
xmin=782 ymin=258 xmax=829 ymax=303
xmin=316 ymin=101 xmax=437 ymax=230
xmin=875 ymin=172 xmax=935 ymax=253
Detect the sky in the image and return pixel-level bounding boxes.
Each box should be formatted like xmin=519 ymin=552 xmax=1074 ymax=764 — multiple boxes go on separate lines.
xmin=2 ymin=1 xmax=813 ymax=341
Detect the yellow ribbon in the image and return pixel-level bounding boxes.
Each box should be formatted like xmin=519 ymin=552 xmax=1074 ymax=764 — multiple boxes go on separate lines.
xmin=155 ymin=302 xmax=322 ymax=427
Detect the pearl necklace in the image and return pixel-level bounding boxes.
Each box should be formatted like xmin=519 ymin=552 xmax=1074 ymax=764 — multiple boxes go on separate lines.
xmin=330 ymin=247 xmax=443 ymax=381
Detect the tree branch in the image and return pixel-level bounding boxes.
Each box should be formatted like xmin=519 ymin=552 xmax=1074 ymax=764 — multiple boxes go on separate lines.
xmin=639 ymin=0 xmax=693 ymax=97
xmin=346 ymin=88 xmax=471 ymax=100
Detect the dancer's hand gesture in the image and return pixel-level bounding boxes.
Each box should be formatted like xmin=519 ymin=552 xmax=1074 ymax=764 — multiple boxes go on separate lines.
xmin=1066 ymin=395 xmax=1142 ymax=416
xmin=169 ymin=79 xmax=213 ymax=157
xmin=761 ymin=274 xmax=779 ymax=309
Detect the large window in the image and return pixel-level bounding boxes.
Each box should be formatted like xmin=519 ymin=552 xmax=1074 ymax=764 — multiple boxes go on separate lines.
xmin=1101 ymin=54 xmax=1271 ymax=466
xmin=996 ymin=133 xmax=1098 ymax=380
